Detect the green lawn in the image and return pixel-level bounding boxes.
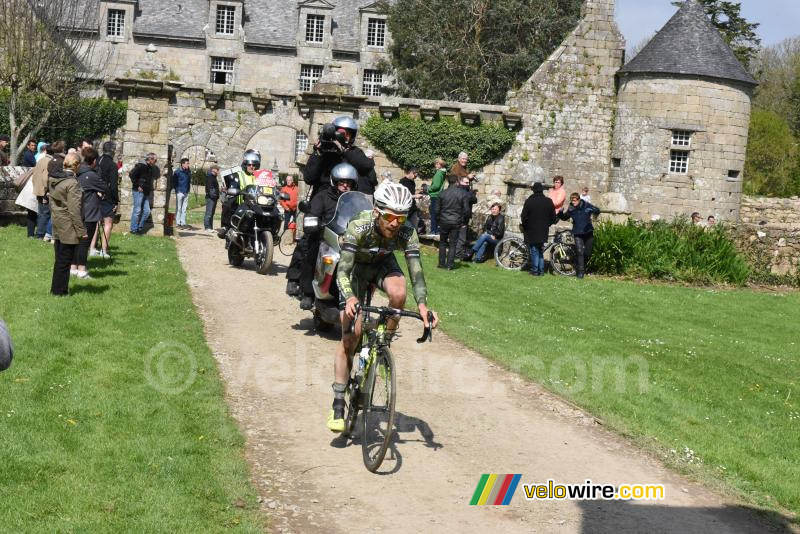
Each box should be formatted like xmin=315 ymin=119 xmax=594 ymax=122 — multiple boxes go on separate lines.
xmin=0 ymin=227 xmax=263 ymax=532
xmin=409 ymin=249 xmax=800 ymax=520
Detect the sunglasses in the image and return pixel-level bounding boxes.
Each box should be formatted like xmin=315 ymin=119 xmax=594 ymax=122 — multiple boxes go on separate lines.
xmin=377 ymin=210 xmax=407 ymax=224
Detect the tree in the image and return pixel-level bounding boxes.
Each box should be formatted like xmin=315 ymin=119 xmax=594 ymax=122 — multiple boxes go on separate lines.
xmin=382 ymin=0 xmax=583 ymax=104
xmin=751 ymin=36 xmax=800 ymax=125
xmin=673 ymin=0 xmax=761 ymax=68
xmin=0 ymin=0 xmax=107 ymax=162
xmin=743 ymin=109 xmax=800 ymax=197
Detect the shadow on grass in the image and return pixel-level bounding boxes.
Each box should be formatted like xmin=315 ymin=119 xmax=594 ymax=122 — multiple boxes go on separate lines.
xmin=69 ymin=283 xmax=110 ymax=295
xmin=89 ymin=269 xmax=128 ymax=279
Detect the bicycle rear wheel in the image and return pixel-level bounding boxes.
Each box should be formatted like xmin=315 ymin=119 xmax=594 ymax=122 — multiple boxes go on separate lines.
xmin=551 ymin=243 xmax=577 ymax=276
xmin=361 ymin=348 xmax=396 ymax=472
xmin=494 ymin=237 xmax=529 ymax=271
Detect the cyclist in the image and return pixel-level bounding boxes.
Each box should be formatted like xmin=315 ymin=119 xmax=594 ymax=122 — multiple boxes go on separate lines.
xmin=327 ymin=182 xmax=439 ymax=432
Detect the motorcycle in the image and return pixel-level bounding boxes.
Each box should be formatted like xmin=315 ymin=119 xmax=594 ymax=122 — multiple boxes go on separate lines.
xmin=224 ymin=183 xmax=288 ymax=274
xmin=307 ymin=191 xmax=374 ymax=332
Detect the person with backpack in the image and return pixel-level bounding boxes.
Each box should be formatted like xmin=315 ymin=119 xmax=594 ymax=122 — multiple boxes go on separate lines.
xmin=90 ymin=141 xmax=119 ymax=258
xmin=129 ymin=153 xmax=159 ymax=234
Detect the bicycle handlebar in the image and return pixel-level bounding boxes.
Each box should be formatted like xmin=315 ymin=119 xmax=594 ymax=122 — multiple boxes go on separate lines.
xmin=346 ymin=304 xmax=433 ymax=343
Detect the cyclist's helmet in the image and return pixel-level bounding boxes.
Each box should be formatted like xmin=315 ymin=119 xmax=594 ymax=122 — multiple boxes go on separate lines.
xmin=242 ymin=149 xmax=261 ymax=170
xmin=332 ymin=116 xmax=358 ymax=146
xmin=374 ymin=181 xmax=413 ymax=213
xmin=330 ymin=162 xmax=358 ymax=188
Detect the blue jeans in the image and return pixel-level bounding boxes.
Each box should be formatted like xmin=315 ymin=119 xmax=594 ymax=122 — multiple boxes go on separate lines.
xmin=176 ymin=192 xmax=189 ymax=226
xmin=429 ymin=197 xmax=440 ymax=234
xmin=36 ymin=199 xmax=51 ymax=238
xmin=130 ymin=190 xmax=151 ymax=233
xmin=529 ymin=244 xmax=545 ymax=274
xmin=204 ymin=198 xmax=218 ymax=229
xmin=471 ymin=233 xmax=498 ymax=261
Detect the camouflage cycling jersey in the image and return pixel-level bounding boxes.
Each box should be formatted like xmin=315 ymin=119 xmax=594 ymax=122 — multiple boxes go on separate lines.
xmin=336 ymin=210 xmax=427 ymax=306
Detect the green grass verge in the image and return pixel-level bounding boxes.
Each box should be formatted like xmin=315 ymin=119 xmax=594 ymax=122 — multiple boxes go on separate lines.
xmin=407 ymin=248 xmax=799 ymax=520
xmin=0 ymin=227 xmax=264 ymax=532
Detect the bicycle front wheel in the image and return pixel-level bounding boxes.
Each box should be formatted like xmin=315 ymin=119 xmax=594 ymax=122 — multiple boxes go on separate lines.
xmin=361 ymin=348 xmax=396 ymax=472
xmin=494 ymin=236 xmax=529 ymax=271
xmin=551 ymin=243 xmax=577 ymax=276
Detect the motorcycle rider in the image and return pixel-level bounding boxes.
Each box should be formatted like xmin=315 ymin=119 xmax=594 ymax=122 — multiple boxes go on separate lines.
xmin=286 ymin=116 xmax=374 ymax=297
xmin=327 ymin=182 xmax=439 ymax=432
xmin=217 ymin=149 xmax=260 ymax=238
xmin=298 ymin=163 xmax=358 ymax=310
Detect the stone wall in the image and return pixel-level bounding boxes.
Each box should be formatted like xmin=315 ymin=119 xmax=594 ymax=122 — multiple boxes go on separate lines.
xmin=737 ymin=195 xmax=800 ymax=275
xmin=0 ymin=167 xmax=26 ymax=224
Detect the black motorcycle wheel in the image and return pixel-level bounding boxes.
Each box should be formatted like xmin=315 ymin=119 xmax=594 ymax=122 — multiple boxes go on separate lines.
xmin=255 ymin=231 xmax=274 ymax=275
xmin=227 ymin=240 xmax=245 ymax=267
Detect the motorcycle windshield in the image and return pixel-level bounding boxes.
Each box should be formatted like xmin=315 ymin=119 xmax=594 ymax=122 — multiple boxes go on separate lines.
xmin=327 ymin=191 xmax=374 ymax=235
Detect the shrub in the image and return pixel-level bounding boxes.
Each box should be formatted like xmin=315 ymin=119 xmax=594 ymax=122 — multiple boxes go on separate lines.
xmin=591 ymin=219 xmax=751 ymax=286
xmin=361 ymin=112 xmax=516 ymax=179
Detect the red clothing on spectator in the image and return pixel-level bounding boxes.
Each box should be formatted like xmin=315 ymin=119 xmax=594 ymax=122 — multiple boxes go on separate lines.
xmin=280 ymin=183 xmax=298 ymax=211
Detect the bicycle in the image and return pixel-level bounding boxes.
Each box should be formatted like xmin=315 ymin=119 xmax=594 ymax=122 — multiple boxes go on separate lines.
xmin=494 ymin=229 xmax=577 ymax=276
xmin=344 ymin=300 xmax=433 ymax=472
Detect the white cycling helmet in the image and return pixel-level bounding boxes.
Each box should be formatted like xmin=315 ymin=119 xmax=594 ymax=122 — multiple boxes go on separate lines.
xmin=374 ymin=181 xmax=413 ymax=213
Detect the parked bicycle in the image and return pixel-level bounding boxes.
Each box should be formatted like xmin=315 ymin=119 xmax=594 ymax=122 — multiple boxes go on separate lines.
xmin=494 ymin=229 xmax=577 ymax=276
xmin=344 ymin=298 xmax=434 ymax=472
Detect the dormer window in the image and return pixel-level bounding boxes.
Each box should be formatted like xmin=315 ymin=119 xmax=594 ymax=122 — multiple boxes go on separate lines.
xmin=366 ymin=18 xmax=386 ymax=48
xmin=216 ymin=5 xmax=236 ymax=35
xmin=305 ymin=14 xmax=325 ymax=43
xmin=106 ymin=9 xmax=125 ymax=38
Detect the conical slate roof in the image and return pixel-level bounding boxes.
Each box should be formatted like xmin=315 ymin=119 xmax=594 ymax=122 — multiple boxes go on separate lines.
xmin=619 ymin=0 xmax=757 ymax=86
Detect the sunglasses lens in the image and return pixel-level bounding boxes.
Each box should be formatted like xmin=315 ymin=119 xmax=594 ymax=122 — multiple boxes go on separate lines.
xmin=380 ymin=212 xmax=406 ymax=224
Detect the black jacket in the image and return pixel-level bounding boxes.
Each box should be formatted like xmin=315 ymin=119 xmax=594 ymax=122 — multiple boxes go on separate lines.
xmin=558 ymin=200 xmax=600 ymax=235
xmin=77 ymin=164 xmax=109 ymax=223
xmin=482 ymin=213 xmax=506 ymax=240
xmin=303 ymin=147 xmax=374 ymax=198
xmin=436 ymin=184 xmax=472 ymax=228
xmin=205 ymin=171 xmax=220 ymax=200
xmin=358 ymin=168 xmax=378 ymax=195
xmin=130 ymin=162 xmax=159 ymax=195
xmin=306 ymin=185 xmax=341 ymax=234
xmin=97 ymin=154 xmax=119 ymax=204
xmin=521 ymin=192 xmax=556 ymax=245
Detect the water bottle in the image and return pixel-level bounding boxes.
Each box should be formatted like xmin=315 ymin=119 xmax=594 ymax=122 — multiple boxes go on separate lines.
xmin=358 ymin=346 xmax=369 ymax=373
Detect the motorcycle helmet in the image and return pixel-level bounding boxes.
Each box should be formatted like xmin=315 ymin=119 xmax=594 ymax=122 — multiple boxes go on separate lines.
xmin=242 ymin=149 xmax=261 ymax=170
xmin=374 ymin=181 xmax=413 ymax=213
xmin=330 ymin=162 xmax=359 ymax=188
xmin=332 ymin=116 xmax=358 ymax=146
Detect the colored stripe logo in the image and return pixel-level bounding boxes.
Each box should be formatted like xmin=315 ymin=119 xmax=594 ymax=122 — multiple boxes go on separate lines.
xmin=470 ymin=474 xmax=522 ymax=505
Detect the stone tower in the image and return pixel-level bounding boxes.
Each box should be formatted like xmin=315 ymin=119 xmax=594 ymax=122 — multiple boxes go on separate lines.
xmin=608 ymin=0 xmax=757 ymax=222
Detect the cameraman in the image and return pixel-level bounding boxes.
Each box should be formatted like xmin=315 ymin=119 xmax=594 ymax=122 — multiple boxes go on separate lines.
xmin=286 ymin=116 xmax=374 ymax=297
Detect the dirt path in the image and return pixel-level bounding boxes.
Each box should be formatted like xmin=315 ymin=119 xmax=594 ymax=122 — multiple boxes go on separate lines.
xmin=175 ymin=229 xmax=785 ymax=534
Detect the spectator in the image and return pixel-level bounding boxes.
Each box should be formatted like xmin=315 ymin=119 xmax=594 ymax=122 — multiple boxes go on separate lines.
xmin=580 ymin=186 xmax=591 ymax=203
xmin=22 ymin=140 xmax=37 ymax=167
xmin=129 ymin=153 xmax=158 ymax=234
xmin=31 ymin=144 xmax=55 ymax=240
xmin=436 ymin=174 xmax=473 ymax=270
xmin=279 ymin=174 xmax=298 ymax=239
xmin=691 ymin=212 xmax=704 ymax=226
xmin=467 ymin=202 xmax=505 ymax=263
xmin=428 ymin=158 xmax=446 ymax=236
xmin=357 ymin=150 xmax=379 ymax=195
xmin=173 ymin=157 xmax=191 ymax=229
xmin=49 ymin=153 xmax=87 ymax=295
xmin=380 ymin=170 xmax=393 ymax=183
xmin=558 ymin=192 xmax=601 ymax=279
xmin=46 ymin=141 xmax=68 ymax=242
xmin=14 ymin=176 xmax=39 ymax=238
xmin=0 ymin=318 xmax=12 ymax=372
xmin=0 ymin=134 xmax=9 ymax=166
xmin=204 ymin=164 xmax=221 ymax=232
xmin=521 ymin=182 xmax=556 ymax=276
xmin=707 ymin=215 xmax=716 ymax=226
xmin=455 ymin=175 xmax=477 ymax=260
xmin=549 ymin=175 xmax=566 ymax=213
xmin=91 ymin=141 xmax=119 ymax=258
xmin=449 ymin=151 xmax=476 ymax=184
xmin=400 ymin=167 xmax=421 ymax=214
xmin=80 ymin=138 xmax=93 ymax=151
xmin=35 ymin=141 xmax=48 ymax=163
xmin=72 ymin=148 xmax=107 ymax=279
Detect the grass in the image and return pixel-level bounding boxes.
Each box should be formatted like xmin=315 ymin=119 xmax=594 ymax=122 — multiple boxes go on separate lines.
xmin=406 ymin=248 xmax=800 ymax=521
xmin=0 ymin=227 xmax=264 ymax=532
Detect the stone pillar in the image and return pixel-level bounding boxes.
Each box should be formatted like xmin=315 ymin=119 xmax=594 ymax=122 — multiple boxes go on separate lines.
xmin=110 ymin=79 xmax=182 ymax=236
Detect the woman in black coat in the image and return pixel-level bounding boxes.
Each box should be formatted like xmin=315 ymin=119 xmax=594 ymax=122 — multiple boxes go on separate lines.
xmin=520 ymin=182 xmax=556 ymax=276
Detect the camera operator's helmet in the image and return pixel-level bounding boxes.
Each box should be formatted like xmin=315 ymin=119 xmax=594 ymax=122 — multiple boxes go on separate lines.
xmin=332 ymin=116 xmax=358 ymax=146
xmin=374 ymin=182 xmax=413 ymax=213
xmin=330 ymin=162 xmax=359 ymax=188
xmin=242 ymin=149 xmax=261 ymax=170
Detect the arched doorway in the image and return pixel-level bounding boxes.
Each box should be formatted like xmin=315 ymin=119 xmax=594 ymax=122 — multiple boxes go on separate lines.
xmin=247 ymin=126 xmax=302 ymax=175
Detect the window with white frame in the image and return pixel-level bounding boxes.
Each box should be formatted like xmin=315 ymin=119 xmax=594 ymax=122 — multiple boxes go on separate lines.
xmin=362 ymin=69 xmax=383 ymax=97
xmin=295 ymin=131 xmax=308 ymax=160
xmin=299 ymin=64 xmax=323 ymax=91
xmin=210 ymin=57 xmax=235 ymax=85
xmin=305 ymin=14 xmax=325 ymax=43
xmin=216 ymin=5 xmax=236 ymax=35
xmin=107 ymin=9 xmax=125 ymax=38
xmin=366 ymin=18 xmax=386 ymax=47
xmin=669 ymin=150 xmax=689 ymax=174
xmin=671 ymin=130 xmax=692 ymax=147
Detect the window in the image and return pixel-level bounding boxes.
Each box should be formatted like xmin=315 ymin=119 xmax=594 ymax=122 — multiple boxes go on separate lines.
xmin=295 ymin=131 xmax=308 ymax=160
xmin=107 ymin=9 xmax=125 ymax=38
xmin=305 ymin=14 xmax=325 ymax=43
xmin=216 ymin=5 xmax=235 ymax=35
xmin=362 ymin=69 xmax=383 ymax=97
xmin=671 ymin=130 xmax=691 ymax=147
xmin=366 ymin=18 xmax=386 ymax=47
xmin=299 ymin=64 xmax=323 ymax=91
xmin=727 ymin=170 xmax=740 ymax=181
xmin=669 ymin=150 xmax=689 ymax=174
xmin=210 ymin=57 xmax=235 ymax=85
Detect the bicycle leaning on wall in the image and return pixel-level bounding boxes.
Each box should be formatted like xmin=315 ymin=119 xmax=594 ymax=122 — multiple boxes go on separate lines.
xmin=493 ymin=229 xmax=577 ymax=275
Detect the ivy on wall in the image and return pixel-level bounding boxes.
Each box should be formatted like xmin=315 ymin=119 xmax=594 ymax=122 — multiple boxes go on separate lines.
xmin=361 ymin=113 xmax=516 ymax=179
